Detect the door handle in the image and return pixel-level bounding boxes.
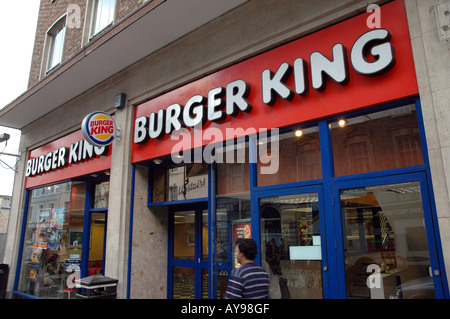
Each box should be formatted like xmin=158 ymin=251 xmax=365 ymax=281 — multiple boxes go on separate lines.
xmin=429 ymin=266 xmax=440 ymax=276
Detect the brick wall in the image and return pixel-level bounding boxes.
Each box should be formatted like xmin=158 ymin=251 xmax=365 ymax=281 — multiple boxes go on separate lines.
xmin=28 ymin=0 xmax=144 ymax=88
xmin=28 ymin=0 xmax=86 ymax=87
xmin=116 ymin=0 xmax=147 ymax=21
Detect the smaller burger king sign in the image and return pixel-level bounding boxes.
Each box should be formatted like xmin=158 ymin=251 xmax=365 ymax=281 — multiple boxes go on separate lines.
xmin=82 ymin=112 xmax=116 ymax=147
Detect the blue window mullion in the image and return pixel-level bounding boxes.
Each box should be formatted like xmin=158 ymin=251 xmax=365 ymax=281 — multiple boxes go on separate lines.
xmin=319 ymin=121 xmax=338 ymax=299
xmin=318 ymin=119 xmax=342 ymax=298
xmin=248 ymin=135 xmax=261 ymax=265
xmin=13 ymin=190 xmax=31 ymax=295
xmin=81 ymin=182 xmax=93 ymax=278
xmin=208 ymin=163 xmax=217 ymax=299
xmin=167 ymin=208 xmax=174 ymax=299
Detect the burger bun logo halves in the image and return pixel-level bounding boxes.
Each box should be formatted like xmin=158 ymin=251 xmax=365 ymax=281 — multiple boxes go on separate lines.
xmin=82 ymin=112 xmax=116 ymax=147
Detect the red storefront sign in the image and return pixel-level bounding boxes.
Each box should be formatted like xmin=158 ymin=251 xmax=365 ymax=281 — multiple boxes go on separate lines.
xmin=25 ymin=130 xmax=111 ymax=188
xmin=132 ymin=0 xmax=418 ymax=163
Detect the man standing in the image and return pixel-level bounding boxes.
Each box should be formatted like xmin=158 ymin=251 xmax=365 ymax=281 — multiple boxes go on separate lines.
xmin=226 ymin=238 xmax=270 ymax=299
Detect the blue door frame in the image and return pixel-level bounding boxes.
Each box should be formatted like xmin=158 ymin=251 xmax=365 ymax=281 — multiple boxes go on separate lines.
xmin=332 ymin=171 xmax=449 ymax=299
xmin=80 ymin=181 xmax=109 ymax=279
xmin=13 ymin=177 xmax=109 ymax=299
xmin=167 ymin=203 xmax=208 ymax=299
xmin=251 ymin=184 xmax=331 ymax=298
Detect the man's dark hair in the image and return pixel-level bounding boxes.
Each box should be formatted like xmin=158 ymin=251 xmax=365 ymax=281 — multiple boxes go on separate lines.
xmin=235 ymin=238 xmax=258 ymax=260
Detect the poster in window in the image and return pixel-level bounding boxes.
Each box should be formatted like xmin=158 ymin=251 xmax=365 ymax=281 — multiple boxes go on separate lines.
xmin=48 ymin=229 xmax=62 ymax=250
xmin=30 ymin=248 xmax=42 ymax=263
xmin=26 ymin=263 xmax=39 ymax=282
xmin=50 ymin=207 xmax=65 ymax=230
xmin=69 ymin=231 xmax=83 ymax=248
xmin=233 ymin=222 xmax=251 ymax=269
xmin=234 ymin=224 xmax=251 ymax=240
xmin=33 ymin=224 xmax=48 ymax=249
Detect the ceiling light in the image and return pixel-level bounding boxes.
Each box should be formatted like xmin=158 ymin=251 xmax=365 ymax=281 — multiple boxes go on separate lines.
xmin=338 ymin=119 xmax=347 ymax=127
xmin=295 ymin=130 xmax=303 ymax=137
xmin=153 ymin=158 xmax=163 ymax=165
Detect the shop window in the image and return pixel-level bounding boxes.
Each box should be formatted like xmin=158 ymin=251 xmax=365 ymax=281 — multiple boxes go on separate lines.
xmin=215 ymin=193 xmax=251 ymax=299
xmin=341 ymin=182 xmax=436 ymax=299
xmin=331 ymin=104 xmax=423 ymax=176
xmin=260 ymin=192 xmax=323 ymax=299
xmin=17 ymin=181 xmax=86 ymax=299
xmin=214 ymin=140 xmax=251 ymax=298
xmin=257 ymin=126 xmax=321 ymax=186
xmin=93 ymin=180 xmax=109 ymax=208
xmin=152 ymin=163 xmax=208 ymax=202
xmin=217 ymin=140 xmax=250 ymax=195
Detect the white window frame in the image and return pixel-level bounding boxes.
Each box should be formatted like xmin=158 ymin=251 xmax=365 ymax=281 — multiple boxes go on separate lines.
xmin=41 ymin=15 xmax=66 ymax=77
xmin=82 ymin=0 xmax=117 ymax=45
xmin=90 ymin=0 xmax=116 ymax=37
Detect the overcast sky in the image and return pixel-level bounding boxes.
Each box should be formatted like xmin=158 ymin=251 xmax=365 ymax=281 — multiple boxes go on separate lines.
xmin=0 ymin=1 xmax=40 ymax=195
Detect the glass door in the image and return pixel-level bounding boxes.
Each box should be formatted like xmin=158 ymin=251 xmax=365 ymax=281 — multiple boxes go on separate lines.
xmin=86 ymin=179 xmax=109 ymax=277
xmin=169 ymin=205 xmax=208 ymax=299
xmin=87 ymin=211 xmax=106 ymax=276
xmin=256 ymin=185 xmax=328 ymax=299
xmin=336 ymin=173 xmax=447 ymax=299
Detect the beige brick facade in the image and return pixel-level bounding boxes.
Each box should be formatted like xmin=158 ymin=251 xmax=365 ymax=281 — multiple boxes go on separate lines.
xmin=28 ymin=0 xmax=144 ymax=88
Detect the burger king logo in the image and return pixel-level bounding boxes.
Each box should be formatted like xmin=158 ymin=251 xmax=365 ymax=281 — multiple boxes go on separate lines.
xmin=81 ymin=112 xmax=116 ymax=147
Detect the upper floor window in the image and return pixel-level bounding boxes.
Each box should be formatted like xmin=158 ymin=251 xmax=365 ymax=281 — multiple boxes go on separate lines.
xmin=47 ymin=18 xmax=66 ymax=71
xmin=91 ymin=0 xmax=116 ymax=36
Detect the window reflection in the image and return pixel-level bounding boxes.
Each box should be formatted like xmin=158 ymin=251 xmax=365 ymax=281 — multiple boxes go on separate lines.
xmin=257 ymin=126 xmax=321 ymax=186
xmin=341 ymin=182 xmax=436 ymax=299
xmin=260 ymin=193 xmax=323 ymax=299
xmin=217 ymin=140 xmax=250 ymax=195
xmin=331 ymin=104 xmax=423 ymax=176
xmin=215 ymin=140 xmax=251 ymax=298
xmin=215 ymin=194 xmax=251 ymax=298
xmin=18 ymin=181 xmax=86 ymax=299
xmin=94 ymin=180 xmax=109 ymax=208
xmin=152 ymin=163 xmax=208 ymax=202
